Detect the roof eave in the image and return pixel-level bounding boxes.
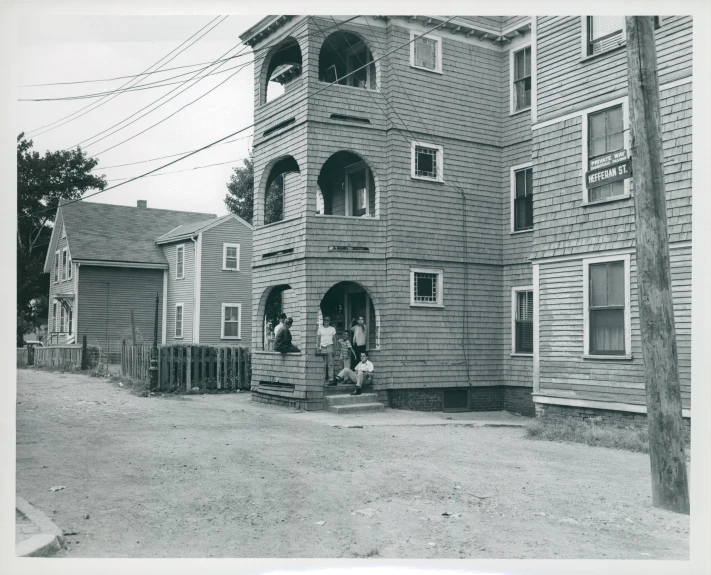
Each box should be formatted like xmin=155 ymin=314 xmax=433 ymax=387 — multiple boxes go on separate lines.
xmin=240 ymin=15 xmax=295 ymax=47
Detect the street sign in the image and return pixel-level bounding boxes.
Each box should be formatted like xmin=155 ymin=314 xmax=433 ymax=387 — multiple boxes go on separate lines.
xmin=586 ymin=159 xmax=633 ymax=189
xmin=589 ymin=150 xmax=627 ymax=170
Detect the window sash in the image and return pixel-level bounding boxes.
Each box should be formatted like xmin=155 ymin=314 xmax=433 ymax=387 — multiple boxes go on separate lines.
xmin=223 ymin=306 xmax=240 ymax=338
xmin=589 ymin=261 xmax=625 ymax=354
xmin=513 ymin=168 xmax=533 ymax=231
xmin=62 ymin=251 xmax=67 ymax=280
xmin=53 ymin=303 xmax=57 ymax=332
xmin=415 ymin=146 xmax=437 ymax=178
xmin=175 ymin=306 xmax=183 ymax=338
xmin=176 ymin=246 xmax=184 ymax=278
xmin=588 ymin=105 xmax=624 ymax=161
xmin=513 ymin=47 xmax=531 ymax=111
xmin=224 ymin=246 xmax=238 ymax=269
xmin=54 ymin=253 xmax=59 ymax=282
xmin=414 ymin=37 xmax=437 ymax=70
xmin=588 ymin=16 xmax=624 ymax=55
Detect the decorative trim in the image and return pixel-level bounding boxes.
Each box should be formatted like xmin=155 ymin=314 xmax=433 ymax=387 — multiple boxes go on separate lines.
xmin=582 ymin=253 xmax=631 ymax=357
xmin=532 ymin=264 xmax=540 ymax=393
xmin=410 ymin=267 xmax=444 ymax=307
xmin=221 ymin=303 xmax=242 ymax=340
xmin=530 ymin=246 xmax=635 ymax=264
xmin=73 ymin=259 xmax=168 ymax=269
xmin=533 ymin=394 xmax=691 ymax=418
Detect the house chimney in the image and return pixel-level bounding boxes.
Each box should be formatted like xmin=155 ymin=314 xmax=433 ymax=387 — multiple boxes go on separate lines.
xmin=137 ymin=200 xmax=147 ymax=208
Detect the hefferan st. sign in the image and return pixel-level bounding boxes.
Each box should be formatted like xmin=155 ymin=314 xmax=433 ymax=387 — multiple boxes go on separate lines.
xmin=586 ymin=158 xmax=633 ymax=189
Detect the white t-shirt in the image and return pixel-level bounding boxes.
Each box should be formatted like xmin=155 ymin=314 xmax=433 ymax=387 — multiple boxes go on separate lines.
xmin=355 ymin=360 xmax=374 ymax=373
xmin=318 ymin=325 xmax=336 ymax=347
xmin=274 ymin=323 xmax=285 ymax=338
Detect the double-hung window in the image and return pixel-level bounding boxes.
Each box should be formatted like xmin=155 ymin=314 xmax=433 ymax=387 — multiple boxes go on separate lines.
xmin=584 ymin=255 xmax=631 ymax=357
xmin=410 ymin=31 xmax=442 ymax=73
xmin=585 ymin=103 xmax=628 ymax=202
xmin=585 ymin=16 xmax=625 ymax=56
xmin=60 ymin=304 xmax=66 ymax=333
xmin=221 ymin=304 xmax=241 ymax=339
xmin=62 ymin=248 xmax=69 ymax=281
xmin=67 ymin=254 xmax=72 ymax=280
xmin=512 ymin=46 xmax=532 ymax=112
xmin=175 ymin=304 xmax=183 ymax=339
xmin=52 ymin=302 xmax=57 ymax=332
xmin=410 ymin=268 xmax=444 ymax=307
xmin=512 ymin=288 xmax=534 ymax=354
xmin=411 ymin=142 xmax=444 ymax=182
xmin=223 ymin=243 xmax=240 ymax=271
xmin=54 ymin=251 xmax=59 ymax=283
xmin=176 ymin=245 xmax=185 ymax=279
xmin=511 ymin=164 xmax=533 ymax=232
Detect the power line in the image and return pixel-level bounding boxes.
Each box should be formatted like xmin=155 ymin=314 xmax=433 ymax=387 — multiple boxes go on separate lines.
xmin=24 ymin=16 xmax=226 ymax=137
xmin=105 ymin=157 xmax=245 ymax=181
xmin=20 ymin=17 xmax=454 ymax=221
xmin=18 ymin=17 xmax=359 ymax=89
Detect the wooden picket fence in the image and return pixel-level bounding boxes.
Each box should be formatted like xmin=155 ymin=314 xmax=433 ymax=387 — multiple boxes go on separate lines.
xmin=17 ymin=348 xmax=29 ymax=367
xmin=34 ymin=345 xmax=83 ymax=369
xmin=121 ymin=344 xmax=251 ymax=391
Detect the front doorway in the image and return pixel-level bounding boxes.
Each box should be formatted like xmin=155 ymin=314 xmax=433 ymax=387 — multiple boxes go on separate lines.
xmin=319 ymin=282 xmax=377 ymax=350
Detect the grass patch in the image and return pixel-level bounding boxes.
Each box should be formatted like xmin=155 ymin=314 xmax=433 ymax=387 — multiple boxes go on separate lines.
xmin=526 ymin=418 xmax=650 ymax=453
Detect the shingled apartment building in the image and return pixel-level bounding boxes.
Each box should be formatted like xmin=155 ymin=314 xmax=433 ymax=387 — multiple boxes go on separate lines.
xmin=240 ymin=15 xmax=692 ymax=425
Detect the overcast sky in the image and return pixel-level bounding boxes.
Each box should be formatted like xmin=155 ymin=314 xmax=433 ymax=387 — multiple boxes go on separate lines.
xmin=17 ymin=14 xmax=263 ymax=216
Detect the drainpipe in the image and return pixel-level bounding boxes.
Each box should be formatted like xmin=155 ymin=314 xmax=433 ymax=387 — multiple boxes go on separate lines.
xmin=190 ymin=235 xmax=198 ymax=343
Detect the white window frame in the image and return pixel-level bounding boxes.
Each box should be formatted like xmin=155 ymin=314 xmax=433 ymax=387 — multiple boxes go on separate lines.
xmin=581 ymin=97 xmax=631 ymax=205
xmin=510 ymin=162 xmax=534 ymax=233
xmin=409 ymin=30 xmax=443 ymax=74
xmin=67 ymin=253 xmax=72 ymax=280
xmin=510 ymin=43 xmax=532 ymax=115
xmin=511 ymin=286 xmax=534 ymax=356
xmin=344 ymin=161 xmax=371 ymax=217
xmin=582 ymin=254 xmax=632 ymax=359
xmin=62 ymin=247 xmax=69 ymax=281
xmin=411 ymin=141 xmax=444 ymax=183
xmin=52 ymin=301 xmax=57 ymax=332
xmin=175 ymin=303 xmax=184 ymax=339
xmin=176 ymin=244 xmax=185 ymax=280
xmin=221 ymin=303 xmax=242 ymax=340
xmin=53 ymin=251 xmax=59 ymax=283
xmin=410 ymin=268 xmax=444 ymax=308
xmin=222 ymin=243 xmax=241 ymax=271
xmin=60 ymin=304 xmax=66 ymax=333
xmin=581 ymin=16 xmax=627 ymax=59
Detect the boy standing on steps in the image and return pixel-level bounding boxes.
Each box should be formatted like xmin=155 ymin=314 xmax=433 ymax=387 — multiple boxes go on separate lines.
xmin=316 ymin=316 xmax=337 ymax=383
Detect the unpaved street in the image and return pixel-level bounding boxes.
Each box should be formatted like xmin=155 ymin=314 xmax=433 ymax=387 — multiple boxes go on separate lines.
xmin=16 ymin=369 xmax=689 ymax=559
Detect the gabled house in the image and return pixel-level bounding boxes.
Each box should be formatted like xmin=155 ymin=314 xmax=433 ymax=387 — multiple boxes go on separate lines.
xmin=44 ymin=199 xmax=253 ymax=361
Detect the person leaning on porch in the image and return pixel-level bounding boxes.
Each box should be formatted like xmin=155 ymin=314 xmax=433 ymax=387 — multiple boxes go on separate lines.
xmin=316 ymin=315 xmax=337 ymax=383
xmin=274 ymin=317 xmax=300 ymax=353
xmin=273 ymin=313 xmax=287 ymax=338
xmin=349 ymin=315 xmax=367 ymax=369
xmin=335 ymin=351 xmax=374 ymax=395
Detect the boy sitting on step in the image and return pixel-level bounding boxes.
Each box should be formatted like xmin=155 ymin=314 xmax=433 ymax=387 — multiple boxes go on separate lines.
xmin=334 ymin=351 xmax=374 ymax=395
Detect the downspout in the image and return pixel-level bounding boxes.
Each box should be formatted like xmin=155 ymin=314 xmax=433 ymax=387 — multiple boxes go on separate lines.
xmin=190 ymin=234 xmax=201 ymax=343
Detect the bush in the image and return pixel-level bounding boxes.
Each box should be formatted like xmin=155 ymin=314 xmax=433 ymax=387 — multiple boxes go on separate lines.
xmin=525 ymin=418 xmax=650 ymax=453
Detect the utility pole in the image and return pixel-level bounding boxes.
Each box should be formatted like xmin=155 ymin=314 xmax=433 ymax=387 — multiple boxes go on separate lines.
xmin=625 ymin=16 xmax=689 ymax=514
xmin=149 ymin=292 xmax=159 ymax=391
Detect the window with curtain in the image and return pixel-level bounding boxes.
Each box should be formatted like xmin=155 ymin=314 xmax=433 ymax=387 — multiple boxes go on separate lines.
xmin=588 ymin=105 xmax=625 ymax=201
xmin=515 ymin=291 xmax=534 ymax=353
xmin=589 ymin=261 xmax=625 ymax=355
xmin=587 ymin=16 xmax=625 ymax=55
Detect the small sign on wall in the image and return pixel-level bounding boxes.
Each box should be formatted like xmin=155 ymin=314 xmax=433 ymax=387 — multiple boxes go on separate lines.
xmin=589 ymin=149 xmax=627 ymax=170
xmin=586 ymin=159 xmax=633 ymax=189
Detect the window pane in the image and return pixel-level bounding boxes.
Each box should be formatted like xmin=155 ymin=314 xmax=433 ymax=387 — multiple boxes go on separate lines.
xmin=514 ymin=49 xmax=524 ymax=80
xmin=414 ymin=37 xmax=437 ymax=69
xmin=590 ymin=180 xmax=624 ymax=201
xmin=225 ymin=306 xmax=239 ymax=322
xmin=224 ymin=322 xmax=240 ymax=337
xmin=524 ymin=46 xmax=531 ymax=76
xmin=590 ymin=309 xmax=625 ymax=354
xmin=515 ymin=170 xmax=527 ymax=198
xmin=590 ymin=264 xmax=608 ymax=307
xmin=526 ymin=168 xmax=533 ymax=195
xmin=591 ymin=16 xmax=624 ymax=40
xmin=607 ymin=262 xmax=625 ymax=306
xmin=415 ymin=147 xmax=437 ymax=178
xmin=525 ymin=193 xmax=533 ymax=228
xmin=414 ymin=273 xmax=438 ymax=303
xmin=226 ymin=247 xmax=237 ymax=258
xmin=589 ymin=110 xmax=607 ymax=141
xmin=516 ymin=320 xmax=533 ymax=353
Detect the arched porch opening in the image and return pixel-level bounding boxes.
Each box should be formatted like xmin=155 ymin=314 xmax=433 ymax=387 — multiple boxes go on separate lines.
xmin=263 ymin=155 xmax=300 ymax=225
xmin=260 ymin=284 xmax=294 ymax=351
xmin=318 ymin=30 xmax=378 ymax=90
xmin=317 ymin=151 xmax=377 ymax=218
xmin=262 ymin=36 xmax=303 ymax=103
xmin=319 ymin=281 xmax=379 ymax=357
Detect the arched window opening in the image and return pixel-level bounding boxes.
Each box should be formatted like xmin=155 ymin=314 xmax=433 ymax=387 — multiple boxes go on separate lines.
xmin=262 ymin=284 xmax=295 ymax=351
xmin=264 ymin=156 xmax=300 ymax=225
xmin=264 ymin=37 xmax=302 ymax=103
xmin=317 ymin=151 xmax=376 ymax=217
xmin=319 ymin=31 xmax=376 ymax=90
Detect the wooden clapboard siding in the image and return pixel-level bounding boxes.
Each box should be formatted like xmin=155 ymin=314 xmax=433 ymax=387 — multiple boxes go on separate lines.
xmin=199 ymin=218 xmax=253 ymax=346
xmin=536 ymin=16 xmax=692 ymax=122
xmin=47 ymin=221 xmax=76 ymax=334
xmin=538 ymin=248 xmax=691 ymax=408
xmin=531 ymin=81 xmax=692 ymax=260
xmin=163 ymin=241 xmax=195 ymax=343
xmin=76 ymin=265 xmax=164 ymax=359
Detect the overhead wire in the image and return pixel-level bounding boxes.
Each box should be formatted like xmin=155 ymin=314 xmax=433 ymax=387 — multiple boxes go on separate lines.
xmin=24 ymin=15 xmax=226 ymax=137
xmin=20 ymin=16 xmax=455 ymax=221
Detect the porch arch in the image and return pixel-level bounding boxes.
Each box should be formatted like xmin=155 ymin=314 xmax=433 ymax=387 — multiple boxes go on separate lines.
xmin=317 ymin=280 xmax=380 ymax=351
xmin=317 ymin=150 xmax=379 ymax=218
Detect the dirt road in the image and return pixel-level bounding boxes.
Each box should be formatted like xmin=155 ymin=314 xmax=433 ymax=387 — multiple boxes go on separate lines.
xmin=15 ymin=369 xmax=689 ymax=559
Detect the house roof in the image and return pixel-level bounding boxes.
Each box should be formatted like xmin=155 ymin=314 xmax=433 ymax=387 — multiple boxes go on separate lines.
xmin=48 ymin=200 xmax=216 ymax=269
xmin=155 ymin=213 xmax=254 ymax=244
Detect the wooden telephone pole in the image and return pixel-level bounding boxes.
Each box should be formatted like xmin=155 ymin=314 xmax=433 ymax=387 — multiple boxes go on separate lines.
xmin=625 ymin=16 xmax=689 ymax=514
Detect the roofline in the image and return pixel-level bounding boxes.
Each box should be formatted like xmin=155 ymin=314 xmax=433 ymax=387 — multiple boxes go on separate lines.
xmin=154 ymin=213 xmax=253 ymax=245
xmin=43 ymin=207 xmax=63 ymax=273
xmin=239 ymin=15 xmax=295 ymax=46
xmin=74 ymin=259 xmax=168 ymax=270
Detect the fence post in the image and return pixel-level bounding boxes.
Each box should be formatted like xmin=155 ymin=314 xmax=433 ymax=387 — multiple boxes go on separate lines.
xmin=186 ymin=346 xmax=192 ymax=390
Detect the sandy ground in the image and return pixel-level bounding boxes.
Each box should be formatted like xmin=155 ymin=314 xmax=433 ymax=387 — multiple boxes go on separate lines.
xmin=16 ymin=369 xmax=689 ymax=559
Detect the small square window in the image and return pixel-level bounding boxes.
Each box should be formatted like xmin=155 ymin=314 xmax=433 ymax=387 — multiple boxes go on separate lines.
xmin=410 ymin=268 xmax=443 ymax=307
xmin=411 ymin=142 xmax=443 ymax=182
xmin=410 ymin=31 xmax=442 ymax=73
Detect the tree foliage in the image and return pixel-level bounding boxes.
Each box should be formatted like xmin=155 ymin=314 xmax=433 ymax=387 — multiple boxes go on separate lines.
xmin=16 ymin=133 xmax=107 ymax=346
xmin=224 ymin=152 xmax=254 ymax=224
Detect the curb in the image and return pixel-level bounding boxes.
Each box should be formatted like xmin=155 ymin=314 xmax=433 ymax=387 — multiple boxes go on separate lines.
xmin=330 ymin=421 xmax=526 ymax=429
xmin=16 ymin=496 xmax=65 ymax=557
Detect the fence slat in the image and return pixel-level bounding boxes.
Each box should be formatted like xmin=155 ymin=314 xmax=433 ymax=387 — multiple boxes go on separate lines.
xmin=216 ymin=348 xmax=222 ymax=390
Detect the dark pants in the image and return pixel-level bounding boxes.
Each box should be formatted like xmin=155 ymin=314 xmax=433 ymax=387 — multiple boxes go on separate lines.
xmin=277 ymin=344 xmax=300 ymax=353
xmin=351 ymin=344 xmax=366 ymax=369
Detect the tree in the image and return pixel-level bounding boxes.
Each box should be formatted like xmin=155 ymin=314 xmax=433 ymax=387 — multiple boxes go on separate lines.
xmin=16 ymin=133 xmax=106 ymax=346
xmin=224 ymin=152 xmax=254 ymax=224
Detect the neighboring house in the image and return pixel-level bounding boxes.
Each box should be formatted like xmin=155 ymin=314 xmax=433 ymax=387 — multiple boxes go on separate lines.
xmin=44 ymin=199 xmax=253 ymax=361
xmin=240 ymin=15 xmax=692 ymax=421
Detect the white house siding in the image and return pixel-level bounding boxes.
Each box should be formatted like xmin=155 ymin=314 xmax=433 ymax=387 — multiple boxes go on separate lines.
xmin=163 ymin=241 xmax=195 ymax=344
xmin=47 ymin=221 xmax=76 ymax=338
xmin=198 ymin=219 xmax=253 ymax=346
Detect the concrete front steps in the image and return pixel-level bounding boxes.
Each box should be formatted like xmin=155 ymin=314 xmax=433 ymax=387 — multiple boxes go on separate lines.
xmin=324 ymin=392 xmax=384 ymax=414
